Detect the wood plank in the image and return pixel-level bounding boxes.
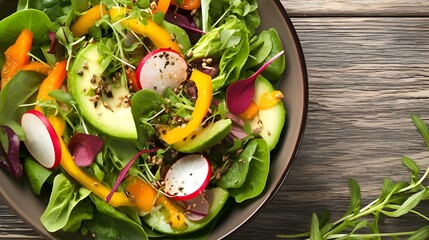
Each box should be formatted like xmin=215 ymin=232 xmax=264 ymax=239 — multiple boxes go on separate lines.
xmin=280 ymin=0 xmax=429 ymax=16
xmin=1 ymin=16 xmax=429 ymax=239
xmin=229 ymin=16 xmax=429 ymax=238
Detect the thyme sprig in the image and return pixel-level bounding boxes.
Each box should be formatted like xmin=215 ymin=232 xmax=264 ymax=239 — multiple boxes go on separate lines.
xmin=278 ymin=114 xmax=429 ymax=240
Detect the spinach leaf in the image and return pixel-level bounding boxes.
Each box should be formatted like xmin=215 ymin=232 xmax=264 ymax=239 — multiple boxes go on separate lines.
xmin=162 ymin=21 xmax=191 ymax=53
xmin=83 ymin=196 xmax=148 ymax=240
xmin=229 ymin=138 xmax=270 ymax=203
xmin=0 ymin=9 xmax=54 ymax=67
xmin=244 ymin=30 xmax=273 ymax=69
xmin=0 ymin=71 xmax=45 ymax=139
xmin=17 ymin=0 xmax=73 ymax=25
xmin=131 ymin=90 xmax=166 ymax=147
xmin=40 ymin=173 xmax=92 ymax=232
xmin=23 ymin=157 xmax=53 ymax=195
xmin=216 ymin=140 xmax=258 ymax=188
xmin=257 ymin=29 xmax=286 ymax=83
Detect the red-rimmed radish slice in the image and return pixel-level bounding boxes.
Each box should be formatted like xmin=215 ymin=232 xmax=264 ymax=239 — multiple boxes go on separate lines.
xmin=175 ymin=190 xmax=211 ymax=221
xmin=164 ymin=154 xmax=212 ymax=201
xmin=21 ymin=110 xmax=61 ymax=169
xmin=136 ymin=48 xmax=188 ymax=95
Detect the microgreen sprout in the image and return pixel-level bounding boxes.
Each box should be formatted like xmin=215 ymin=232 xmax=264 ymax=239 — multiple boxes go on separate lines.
xmin=278 ymin=114 xmax=429 ymax=240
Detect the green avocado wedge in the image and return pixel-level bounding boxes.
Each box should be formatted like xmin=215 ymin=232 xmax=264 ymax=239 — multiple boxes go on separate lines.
xmin=67 ymin=43 xmax=137 ymax=140
xmin=172 ymin=119 xmax=232 ymax=153
xmin=143 ymin=187 xmax=229 ymax=235
xmin=246 ymin=76 xmax=286 ymax=150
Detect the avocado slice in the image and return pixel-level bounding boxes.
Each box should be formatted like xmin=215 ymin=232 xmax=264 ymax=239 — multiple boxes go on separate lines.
xmin=172 ymin=119 xmax=232 ymax=153
xmin=68 ymin=43 xmax=137 ymax=140
xmin=143 ymin=187 xmax=229 ymax=235
xmin=246 ymin=76 xmax=286 ymax=150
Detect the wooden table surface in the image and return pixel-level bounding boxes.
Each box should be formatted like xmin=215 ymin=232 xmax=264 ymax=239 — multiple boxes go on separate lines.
xmin=1 ymin=0 xmax=429 ymax=239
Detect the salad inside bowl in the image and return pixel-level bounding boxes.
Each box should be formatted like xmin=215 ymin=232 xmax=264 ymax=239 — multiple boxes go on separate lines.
xmin=0 ymin=0 xmax=307 ymax=239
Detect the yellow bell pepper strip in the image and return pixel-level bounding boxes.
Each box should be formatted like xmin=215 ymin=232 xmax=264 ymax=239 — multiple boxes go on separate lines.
xmin=71 ymin=4 xmax=108 ymax=37
xmin=238 ymin=90 xmax=284 ymax=120
xmin=1 ymin=29 xmax=33 ymax=89
xmin=49 ymin=116 xmax=186 ymax=224
xmin=172 ymin=0 xmax=201 ymax=10
xmin=154 ymin=0 xmax=171 ymax=14
xmin=126 ymin=178 xmax=186 ymax=228
xmin=34 ymin=60 xmax=68 ymax=112
xmin=59 ymin=137 xmax=135 ymax=207
xmin=47 ymin=115 xmax=135 ymax=208
xmin=20 ymin=62 xmax=52 ymax=76
xmin=109 ymin=7 xmax=181 ymax=53
xmin=160 ymin=69 xmax=212 ymax=144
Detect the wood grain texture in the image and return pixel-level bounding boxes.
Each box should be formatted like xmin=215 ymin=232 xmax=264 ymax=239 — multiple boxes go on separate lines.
xmin=280 ymin=0 xmax=429 ymax=16
xmin=228 ymin=16 xmax=429 ymax=239
xmin=2 ymin=3 xmax=429 ymax=240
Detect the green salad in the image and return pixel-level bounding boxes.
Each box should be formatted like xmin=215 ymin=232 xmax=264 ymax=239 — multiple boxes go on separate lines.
xmin=0 ymin=0 xmax=286 ymax=239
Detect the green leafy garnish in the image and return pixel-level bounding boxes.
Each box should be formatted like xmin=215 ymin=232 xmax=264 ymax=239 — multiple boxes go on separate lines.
xmin=278 ymin=114 xmax=429 ymax=240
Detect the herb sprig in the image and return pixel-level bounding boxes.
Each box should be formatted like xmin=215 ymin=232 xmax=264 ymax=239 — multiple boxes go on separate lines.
xmin=278 ymin=114 xmax=429 ymax=240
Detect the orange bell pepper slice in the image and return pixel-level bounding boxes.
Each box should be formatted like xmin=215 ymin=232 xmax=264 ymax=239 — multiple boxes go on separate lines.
xmin=1 ymin=29 xmax=33 ymax=89
xmin=172 ymin=0 xmax=201 ymax=10
xmin=160 ymin=70 xmax=212 ymax=144
xmin=126 ymin=178 xmax=186 ymax=228
xmin=125 ymin=67 xmax=140 ymax=92
xmin=20 ymin=62 xmax=52 ymax=76
xmin=238 ymin=90 xmax=284 ymax=120
xmin=34 ymin=60 xmax=68 ymax=112
xmin=154 ymin=0 xmax=171 ymax=13
xmin=49 ymin=116 xmax=185 ymax=226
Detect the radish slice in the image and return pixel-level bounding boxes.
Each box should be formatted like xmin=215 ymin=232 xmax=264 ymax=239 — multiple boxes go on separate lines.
xmin=164 ymin=154 xmax=212 ymax=201
xmin=136 ymin=48 xmax=188 ymax=95
xmin=21 ymin=110 xmax=61 ymax=169
xmin=176 ymin=190 xmax=212 ymax=221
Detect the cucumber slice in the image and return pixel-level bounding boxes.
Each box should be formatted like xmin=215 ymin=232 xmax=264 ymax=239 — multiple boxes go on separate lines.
xmin=247 ymin=76 xmax=286 ymax=150
xmin=172 ymin=119 xmax=232 ymax=153
xmin=143 ymin=187 xmax=229 ymax=235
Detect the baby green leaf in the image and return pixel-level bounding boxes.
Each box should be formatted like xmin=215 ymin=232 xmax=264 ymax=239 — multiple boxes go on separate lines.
xmin=48 ymin=89 xmax=75 ymax=106
xmin=310 ymin=213 xmax=322 ymax=240
xmin=402 ymin=156 xmax=420 ymax=183
xmin=382 ymin=188 xmax=427 ymax=218
xmin=346 ymin=178 xmax=361 ymax=216
xmin=408 ymin=225 xmax=429 ymax=240
xmin=412 ymin=114 xmax=429 ymax=150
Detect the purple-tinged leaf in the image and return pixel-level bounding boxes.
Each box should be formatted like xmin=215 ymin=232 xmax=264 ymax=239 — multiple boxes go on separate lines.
xmin=68 ymin=133 xmax=104 ymax=167
xmin=105 ymin=147 xmax=159 ymax=203
xmin=0 ymin=126 xmax=22 ymax=178
xmin=226 ymin=50 xmax=285 ymax=114
xmin=165 ymin=10 xmax=205 ymax=38
xmin=47 ymin=31 xmax=58 ymax=54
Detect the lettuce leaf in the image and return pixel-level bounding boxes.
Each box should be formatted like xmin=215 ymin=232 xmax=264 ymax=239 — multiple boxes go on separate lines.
xmin=0 ymin=71 xmax=45 ymax=139
xmin=82 ymin=196 xmax=148 ymax=240
xmin=40 ymin=173 xmax=93 ymax=232
xmin=229 ymin=139 xmax=270 ymax=202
